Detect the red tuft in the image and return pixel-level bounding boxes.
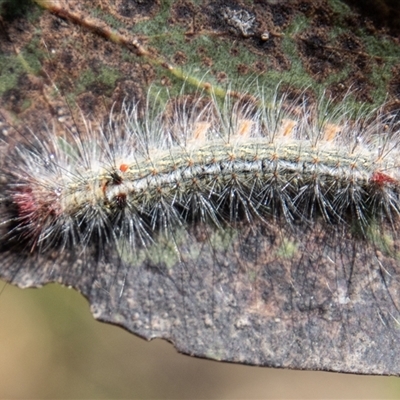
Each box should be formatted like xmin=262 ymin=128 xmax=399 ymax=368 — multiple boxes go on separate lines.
xmin=370 ymin=171 xmax=397 ymax=186
xmin=13 ymin=189 xmax=38 ymax=219
xmin=12 ymin=187 xmax=61 ymax=239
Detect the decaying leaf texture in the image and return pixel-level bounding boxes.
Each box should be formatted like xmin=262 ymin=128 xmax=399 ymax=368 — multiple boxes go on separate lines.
xmin=1 ymin=0 xmax=400 ymax=375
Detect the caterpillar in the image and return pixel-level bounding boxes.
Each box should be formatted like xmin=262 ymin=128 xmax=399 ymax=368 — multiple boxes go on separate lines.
xmin=1 ymin=84 xmax=400 ymax=374
xmin=1 ymin=88 xmax=399 ymax=254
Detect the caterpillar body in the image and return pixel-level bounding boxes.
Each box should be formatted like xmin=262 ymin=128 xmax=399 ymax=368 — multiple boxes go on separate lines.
xmin=1 ymin=89 xmax=400 ymax=253
xmin=1 ymin=86 xmax=400 ymax=374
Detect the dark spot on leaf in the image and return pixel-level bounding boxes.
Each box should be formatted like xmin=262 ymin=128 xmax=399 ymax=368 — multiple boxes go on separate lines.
xmin=170 ymin=0 xmax=197 ymax=25
xmin=116 ymin=0 xmax=160 ymax=19
xmin=343 ymin=0 xmax=400 ymax=33
xmin=173 ymin=51 xmax=187 ymax=65
xmin=269 ymin=4 xmax=291 ymax=27
xmin=0 ymin=0 xmax=33 ymax=21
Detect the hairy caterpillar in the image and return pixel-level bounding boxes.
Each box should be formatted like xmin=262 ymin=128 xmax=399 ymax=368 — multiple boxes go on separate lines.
xmin=1 ymin=84 xmax=400 ymax=374
xmin=1 ymin=88 xmax=399 ymax=254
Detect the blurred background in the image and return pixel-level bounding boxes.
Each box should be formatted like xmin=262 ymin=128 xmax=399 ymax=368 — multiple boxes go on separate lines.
xmin=0 ymin=282 xmax=399 ymax=399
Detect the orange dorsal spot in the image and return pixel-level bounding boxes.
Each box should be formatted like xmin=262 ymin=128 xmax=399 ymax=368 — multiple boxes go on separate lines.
xmin=119 ymin=164 xmax=129 ymax=172
xmin=271 ymin=153 xmax=278 ymax=161
xmin=192 ymin=121 xmax=210 ymax=142
xmin=312 ymin=157 xmax=320 ymax=164
xmin=279 ymin=119 xmax=297 ymax=137
xmin=323 ymin=123 xmax=341 ymax=141
xmin=236 ymin=119 xmax=253 ymax=137
xmin=370 ymin=171 xmax=397 ymax=186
